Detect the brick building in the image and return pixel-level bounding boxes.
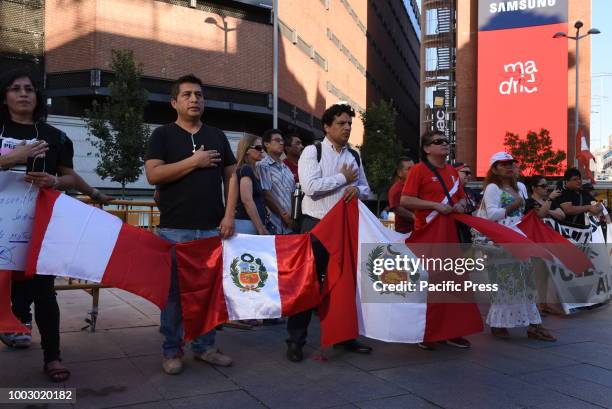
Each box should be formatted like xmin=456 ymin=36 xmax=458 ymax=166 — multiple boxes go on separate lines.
xmin=2 ymin=0 xmax=420 ymax=147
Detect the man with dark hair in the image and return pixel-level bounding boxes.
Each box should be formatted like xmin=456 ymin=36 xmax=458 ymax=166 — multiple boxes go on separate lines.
xmin=387 ymin=156 xmax=415 ymax=233
xmin=286 ymin=103 xmax=372 ymax=362
xmin=283 ymin=131 xmax=303 ymax=183
xmin=257 ymin=129 xmax=295 ymax=234
xmin=145 ymin=74 xmax=237 ymax=374
xmin=553 ymin=167 xmax=601 ymax=227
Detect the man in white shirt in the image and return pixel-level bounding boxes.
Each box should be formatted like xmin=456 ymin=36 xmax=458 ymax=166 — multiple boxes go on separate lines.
xmin=286 ymin=103 xmax=371 ymax=362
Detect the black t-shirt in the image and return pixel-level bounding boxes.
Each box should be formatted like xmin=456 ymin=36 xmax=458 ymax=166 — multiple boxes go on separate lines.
xmin=0 ymin=119 xmax=74 ymax=175
xmin=146 ymin=123 xmax=236 ymax=230
xmin=235 ymin=165 xmax=266 ymax=222
xmin=553 ymin=189 xmax=593 ymax=226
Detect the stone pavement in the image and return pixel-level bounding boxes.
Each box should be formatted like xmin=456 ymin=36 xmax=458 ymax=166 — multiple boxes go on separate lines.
xmin=1 ymin=288 xmax=612 ymax=409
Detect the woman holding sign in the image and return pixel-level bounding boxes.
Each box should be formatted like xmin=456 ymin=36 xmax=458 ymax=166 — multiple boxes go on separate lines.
xmin=0 ymin=70 xmax=84 ymax=382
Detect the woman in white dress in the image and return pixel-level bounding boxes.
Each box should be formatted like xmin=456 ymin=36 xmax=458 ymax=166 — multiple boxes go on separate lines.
xmin=478 ymin=152 xmax=555 ymax=341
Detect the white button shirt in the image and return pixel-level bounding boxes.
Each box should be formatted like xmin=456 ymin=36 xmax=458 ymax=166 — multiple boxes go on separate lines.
xmin=298 ymin=137 xmax=371 ymax=219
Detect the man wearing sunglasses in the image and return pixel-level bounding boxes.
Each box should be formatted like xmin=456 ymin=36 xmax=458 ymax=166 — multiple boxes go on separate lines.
xmin=454 ymin=162 xmax=478 ymax=214
xmin=145 ymin=74 xmax=237 ymax=374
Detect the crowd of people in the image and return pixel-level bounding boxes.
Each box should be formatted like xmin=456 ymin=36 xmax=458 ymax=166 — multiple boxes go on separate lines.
xmin=1 ymin=71 xmax=609 ymax=382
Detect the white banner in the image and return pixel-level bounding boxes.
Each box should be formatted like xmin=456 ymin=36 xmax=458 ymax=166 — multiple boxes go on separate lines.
xmin=0 ymin=172 xmax=38 ymax=271
xmin=543 ymin=216 xmax=612 ymax=314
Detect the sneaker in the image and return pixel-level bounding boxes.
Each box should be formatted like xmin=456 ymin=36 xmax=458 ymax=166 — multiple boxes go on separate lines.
xmin=445 ymin=337 xmax=471 ymax=349
xmin=0 ymin=323 xmax=32 ymax=349
xmin=417 ymin=342 xmax=436 ymax=351
xmin=162 ymin=356 xmax=183 ymax=375
xmin=194 ymin=348 xmax=232 ymax=367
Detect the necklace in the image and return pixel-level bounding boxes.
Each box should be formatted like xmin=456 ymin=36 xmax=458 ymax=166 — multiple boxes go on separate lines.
xmin=190 ymin=132 xmax=196 ymax=153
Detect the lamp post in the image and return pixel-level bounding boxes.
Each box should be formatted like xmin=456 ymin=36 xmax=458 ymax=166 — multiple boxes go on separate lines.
xmin=205 ymin=15 xmax=235 ymax=56
xmin=553 ymin=20 xmax=601 ymax=167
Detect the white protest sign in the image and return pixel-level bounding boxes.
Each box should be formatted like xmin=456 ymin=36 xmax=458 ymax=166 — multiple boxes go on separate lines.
xmin=0 ymin=171 xmax=38 ymax=271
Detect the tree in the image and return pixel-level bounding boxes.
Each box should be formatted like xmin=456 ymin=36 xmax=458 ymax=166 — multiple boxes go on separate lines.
xmin=359 ymin=100 xmax=400 ymax=213
xmin=503 ymin=129 xmax=566 ymax=176
xmin=85 ymin=49 xmax=150 ymax=196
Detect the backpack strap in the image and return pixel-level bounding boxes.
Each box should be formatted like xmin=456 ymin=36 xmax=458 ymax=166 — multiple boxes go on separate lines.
xmin=315 ymin=141 xmax=361 ymax=167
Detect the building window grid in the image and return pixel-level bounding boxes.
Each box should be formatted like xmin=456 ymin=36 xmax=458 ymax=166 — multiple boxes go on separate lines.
xmin=279 ymin=20 xmax=328 ymax=70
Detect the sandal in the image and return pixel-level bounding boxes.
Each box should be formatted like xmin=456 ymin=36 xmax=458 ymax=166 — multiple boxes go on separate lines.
xmin=491 ymin=327 xmax=511 ymax=339
xmin=44 ymin=362 xmax=71 ymax=383
xmin=527 ymin=326 xmax=556 ymax=342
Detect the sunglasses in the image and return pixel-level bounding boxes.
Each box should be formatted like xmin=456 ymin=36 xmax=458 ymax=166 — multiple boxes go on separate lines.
xmin=249 ymin=145 xmax=264 ymax=152
xmin=428 ymin=138 xmax=449 ymax=146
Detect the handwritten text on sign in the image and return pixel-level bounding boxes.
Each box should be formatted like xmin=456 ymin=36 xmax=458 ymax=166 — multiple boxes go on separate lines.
xmin=0 ymin=172 xmax=38 ymax=271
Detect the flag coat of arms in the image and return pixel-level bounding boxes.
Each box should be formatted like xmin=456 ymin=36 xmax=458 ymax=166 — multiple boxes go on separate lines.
xmin=176 ymin=233 xmax=319 ymax=341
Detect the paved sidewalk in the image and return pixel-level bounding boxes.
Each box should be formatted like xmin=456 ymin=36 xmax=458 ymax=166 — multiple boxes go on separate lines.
xmin=2 ymin=288 xmax=612 ymax=409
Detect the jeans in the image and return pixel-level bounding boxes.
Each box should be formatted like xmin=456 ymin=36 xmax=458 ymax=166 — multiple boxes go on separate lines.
xmin=234 ymin=219 xmax=258 ymax=234
xmin=157 ymin=228 xmax=219 ymax=358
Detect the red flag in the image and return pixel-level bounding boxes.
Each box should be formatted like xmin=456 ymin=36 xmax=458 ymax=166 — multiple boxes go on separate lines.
xmin=175 ymin=234 xmax=319 ymax=342
xmin=26 ymin=189 xmax=173 ymax=308
xmin=0 ymin=271 xmax=30 ymax=333
xmin=576 ymin=128 xmax=595 ymax=183
xmin=311 ymin=199 xmax=360 ymax=347
xmin=518 ymin=211 xmax=592 ymax=273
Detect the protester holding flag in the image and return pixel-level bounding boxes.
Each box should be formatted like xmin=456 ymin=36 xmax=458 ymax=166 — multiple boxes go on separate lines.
xmin=286 ymin=102 xmax=372 ymax=362
xmin=145 ymin=74 xmax=237 ymax=374
xmin=0 ymin=70 xmax=80 ymax=382
xmin=400 ymin=130 xmax=471 ymax=350
xmin=525 ymin=175 xmax=564 ymax=221
xmin=478 ymin=152 xmax=555 ymax=341
xmin=553 ymin=168 xmax=601 ymax=228
xmin=234 ymin=134 xmax=269 ymax=235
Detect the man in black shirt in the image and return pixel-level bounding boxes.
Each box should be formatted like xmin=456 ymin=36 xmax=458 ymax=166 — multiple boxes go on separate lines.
xmin=553 ymin=168 xmax=601 ymax=227
xmin=145 ymin=74 xmax=237 ymax=374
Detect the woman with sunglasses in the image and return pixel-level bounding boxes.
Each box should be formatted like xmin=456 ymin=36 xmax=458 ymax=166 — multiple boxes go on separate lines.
xmin=478 ymin=152 xmax=555 ymax=342
xmin=401 ymin=131 xmax=472 ymax=350
xmin=233 ymin=134 xmax=269 ymax=235
xmin=525 ymin=175 xmax=565 ymax=221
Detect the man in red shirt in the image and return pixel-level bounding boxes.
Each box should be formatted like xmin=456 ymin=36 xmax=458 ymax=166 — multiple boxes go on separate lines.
xmin=283 ymin=132 xmax=303 ymax=183
xmin=387 ymin=156 xmax=415 ymax=233
xmin=400 ymin=132 xmax=466 ymax=231
xmin=400 ymin=131 xmax=472 ymax=351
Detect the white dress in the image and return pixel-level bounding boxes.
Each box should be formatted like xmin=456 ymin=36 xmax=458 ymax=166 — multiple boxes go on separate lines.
xmin=478 ymin=184 xmax=542 ymax=328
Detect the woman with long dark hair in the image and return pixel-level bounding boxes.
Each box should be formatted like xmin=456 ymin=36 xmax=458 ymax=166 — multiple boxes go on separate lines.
xmin=478 ymin=152 xmax=555 ymax=341
xmin=0 ymin=70 xmax=77 ymax=381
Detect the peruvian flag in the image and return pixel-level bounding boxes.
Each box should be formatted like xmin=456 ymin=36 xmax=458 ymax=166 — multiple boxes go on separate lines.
xmin=311 ymin=199 xmax=483 ymax=346
xmin=175 ymin=233 xmax=319 ymax=341
xmin=0 ymin=271 xmax=29 ymax=333
xmin=25 ymin=189 xmax=173 ymax=309
xmin=576 ymin=128 xmax=596 ymax=183
xmin=313 ymin=199 xmax=556 ymax=346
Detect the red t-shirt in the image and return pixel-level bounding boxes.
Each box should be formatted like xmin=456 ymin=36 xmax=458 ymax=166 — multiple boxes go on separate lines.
xmin=401 ymin=162 xmax=465 ymax=230
xmin=388 ymin=179 xmax=413 ymax=233
xmin=283 ymin=158 xmax=299 ymax=183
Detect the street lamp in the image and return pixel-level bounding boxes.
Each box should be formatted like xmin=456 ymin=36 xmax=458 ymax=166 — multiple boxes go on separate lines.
xmin=553 ymin=20 xmax=601 ymax=166
xmin=205 ymin=16 xmax=235 ymax=56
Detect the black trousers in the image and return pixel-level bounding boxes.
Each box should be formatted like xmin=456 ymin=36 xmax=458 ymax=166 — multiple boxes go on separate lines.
xmin=11 ymin=275 xmax=61 ymax=363
xmin=286 ymin=215 xmax=329 ymax=346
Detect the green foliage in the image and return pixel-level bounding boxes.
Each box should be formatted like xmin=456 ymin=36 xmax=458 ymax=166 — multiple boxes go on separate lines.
xmin=84 ymin=49 xmax=150 ymax=192
xmin=359 ymin=100 xmax=400 ymax=199
xmin=503 ymin=129 xmax=566 ymax=176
